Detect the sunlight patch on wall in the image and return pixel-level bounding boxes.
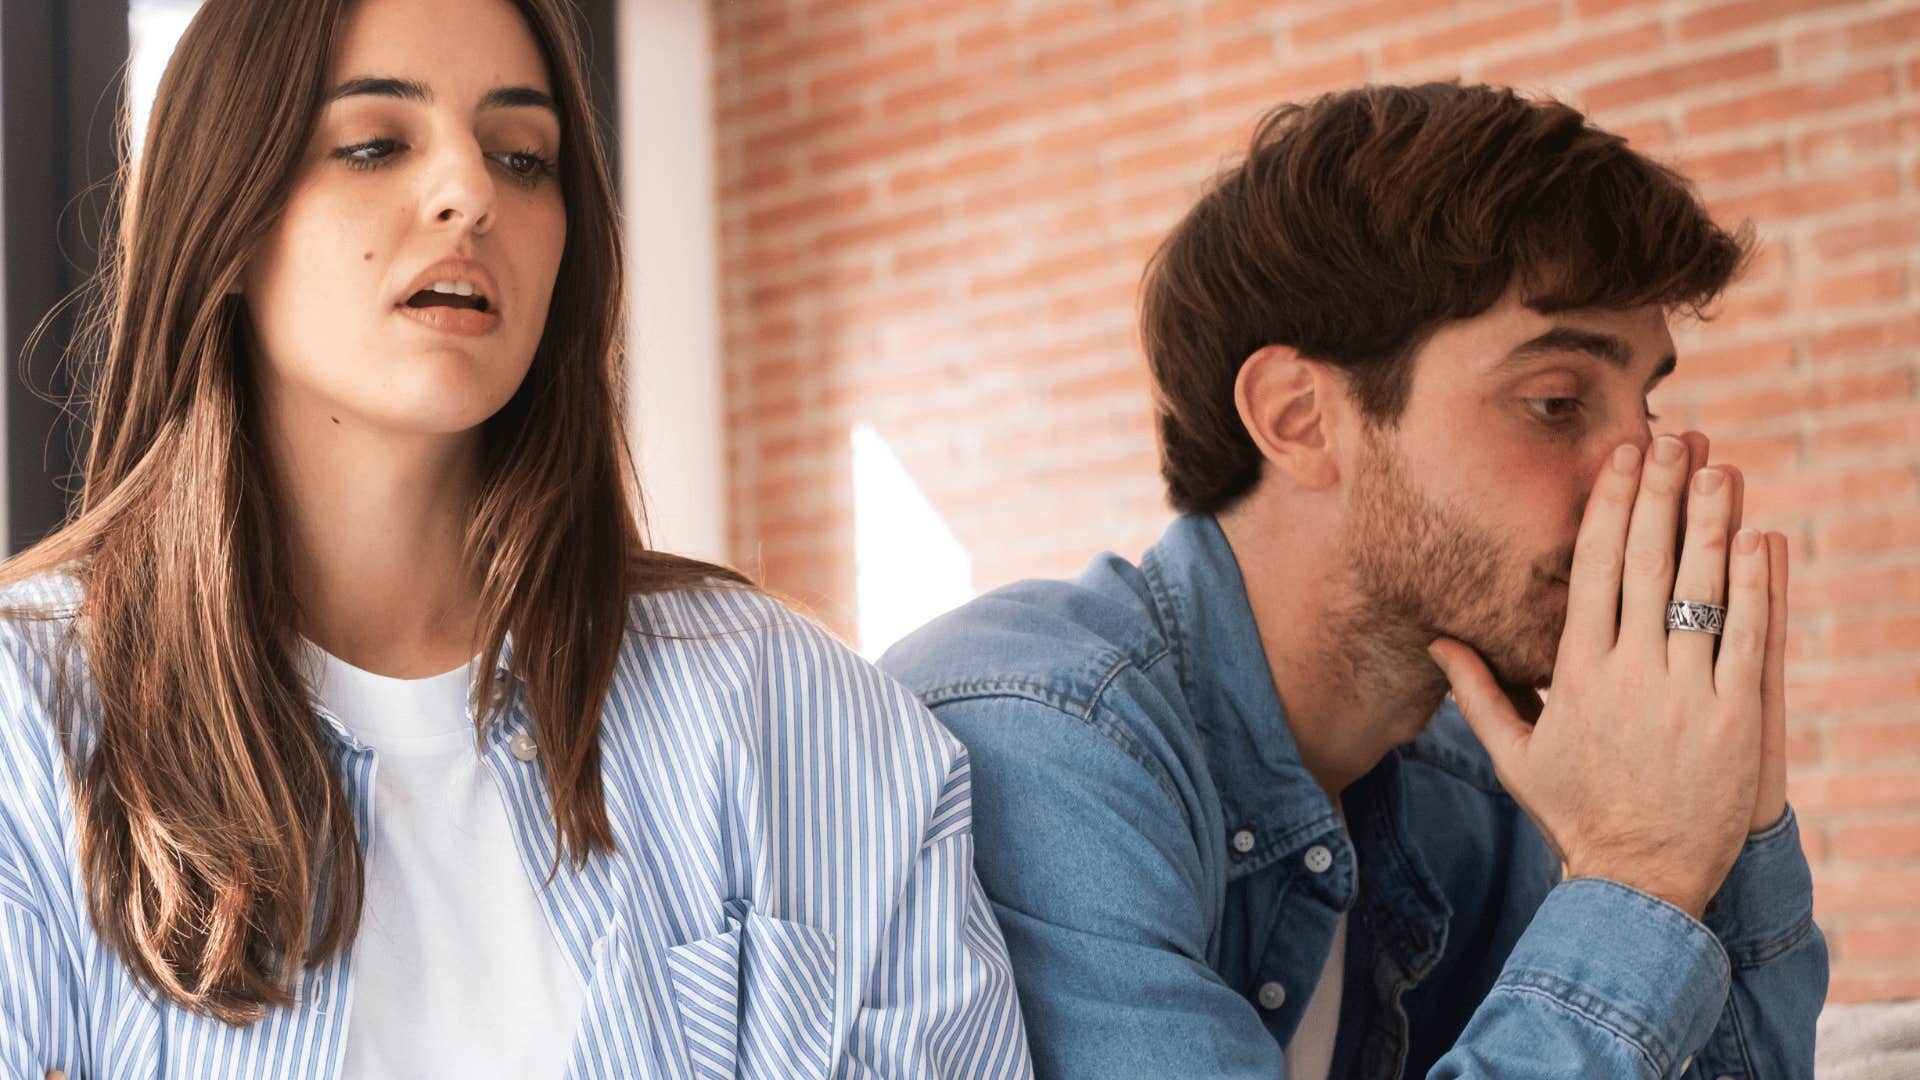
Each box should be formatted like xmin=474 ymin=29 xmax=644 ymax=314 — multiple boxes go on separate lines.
xmin=852 ymin=424 xmax=972 ymax=659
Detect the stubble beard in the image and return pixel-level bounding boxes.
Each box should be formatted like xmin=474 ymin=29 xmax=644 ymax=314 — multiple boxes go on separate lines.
xmin=1327 ymin=429 xmax=1572 ymax=695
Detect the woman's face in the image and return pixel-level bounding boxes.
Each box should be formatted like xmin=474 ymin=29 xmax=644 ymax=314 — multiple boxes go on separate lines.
xmin=242 ymin=0 xmax=566 ymax=438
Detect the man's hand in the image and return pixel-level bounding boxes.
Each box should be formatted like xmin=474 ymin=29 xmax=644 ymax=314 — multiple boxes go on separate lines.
xmin=1429 ymin=433 xmax=1788 ymax=919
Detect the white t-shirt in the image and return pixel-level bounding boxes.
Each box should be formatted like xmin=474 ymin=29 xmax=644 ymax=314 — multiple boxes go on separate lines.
xmin=308 ymin=646 xmax=584 ymax=1079
xmin=1285 ymin=910 xmax=1347 ymax=1080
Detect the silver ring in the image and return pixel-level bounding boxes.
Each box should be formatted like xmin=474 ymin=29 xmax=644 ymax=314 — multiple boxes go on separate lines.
xmin=1666 ymin=600 xmax=1726 ymax=636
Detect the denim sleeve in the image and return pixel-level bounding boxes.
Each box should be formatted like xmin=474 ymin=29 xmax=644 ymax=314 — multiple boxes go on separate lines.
xmin=1690 ymin=806 xmax=1827 ymax=1079
xmin=1431 ymin=810 xmax=1826 ymax=1080
xmin=928 ymin=695 xmax=1287 ymax=1080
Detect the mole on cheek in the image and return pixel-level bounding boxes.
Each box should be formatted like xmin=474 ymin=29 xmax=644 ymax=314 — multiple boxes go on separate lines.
xmin=363 ymin=252 xmax=374 ymax=261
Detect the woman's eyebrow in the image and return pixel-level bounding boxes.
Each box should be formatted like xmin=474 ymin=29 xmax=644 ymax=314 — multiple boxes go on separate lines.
xmin=324 ymin=76 xmax=558 ymax=117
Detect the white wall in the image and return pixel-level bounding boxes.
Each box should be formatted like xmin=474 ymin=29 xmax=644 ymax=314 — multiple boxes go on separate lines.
xmin=618 ymin=0 xmax=727 ymax=565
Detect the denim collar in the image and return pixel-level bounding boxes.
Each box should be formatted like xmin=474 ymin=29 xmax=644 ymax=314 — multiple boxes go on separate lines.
xmin=1138 ymin=515 xmax=1346 ymax=881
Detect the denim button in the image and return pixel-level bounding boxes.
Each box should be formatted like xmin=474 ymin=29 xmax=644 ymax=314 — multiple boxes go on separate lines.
xmin=1303 ymin=845 xmax=1333 ymax=873
xmin=1257 ymin=982 xmax=1286 ymax=1010
xmin=1231 ymin=830 xmax=1256 ymax=854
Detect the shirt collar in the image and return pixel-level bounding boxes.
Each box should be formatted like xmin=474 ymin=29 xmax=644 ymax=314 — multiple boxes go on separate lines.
xmin=1138 ymin=515 xmax=1343 ymax=875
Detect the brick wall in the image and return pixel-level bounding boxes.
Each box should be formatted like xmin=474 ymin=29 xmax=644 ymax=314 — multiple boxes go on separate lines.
xmin=711 ymin=0 xmax=1920 ymax=1003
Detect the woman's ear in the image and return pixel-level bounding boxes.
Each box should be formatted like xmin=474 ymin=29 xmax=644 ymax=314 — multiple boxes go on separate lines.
xmin=1233 ymin=345 xmax=1342 ymax=492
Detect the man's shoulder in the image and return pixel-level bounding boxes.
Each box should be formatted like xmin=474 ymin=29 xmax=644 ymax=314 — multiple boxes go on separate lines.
xmin=879 ymin=551 xmax=1177 ymax=719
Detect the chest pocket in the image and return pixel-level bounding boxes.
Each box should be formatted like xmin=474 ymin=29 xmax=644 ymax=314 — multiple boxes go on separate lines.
xmin=663 ymin=899 xmax=838 ymax=1080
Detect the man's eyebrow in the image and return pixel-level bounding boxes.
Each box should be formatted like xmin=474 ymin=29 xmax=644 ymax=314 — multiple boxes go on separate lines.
xmin=323 ymin=77 xmax=558 ymax=117
xmin=1496 ymin=326 xmax=1676 ymax=380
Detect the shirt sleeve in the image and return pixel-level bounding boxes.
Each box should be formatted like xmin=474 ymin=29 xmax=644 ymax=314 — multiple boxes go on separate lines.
xmin=0 ymin=625 xmax=88 ymax=1078
xmin=836 ymin=750 xmax=1034 ymax=1079
xmin=1689 ymin=806 xmax=1827 ymax=1078
xmin=927 ymin=694 xmax=1289 ymax=1080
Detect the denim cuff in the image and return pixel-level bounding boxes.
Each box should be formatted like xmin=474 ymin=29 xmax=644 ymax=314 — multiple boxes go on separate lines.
xmin=1703 ymin=804 xmax=1818 ymax=968
xmin=1496 ymin=877 xmax=1731 ymax=1076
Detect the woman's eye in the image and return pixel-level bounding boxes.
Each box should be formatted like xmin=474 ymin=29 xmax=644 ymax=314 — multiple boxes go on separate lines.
xmin=330 ymin=138 xmax=402 ymax=169
xmin=491 ymin=149 xmax=557 ymax=181
xmin=1525 ymin=397 xmax=1582 ymax=422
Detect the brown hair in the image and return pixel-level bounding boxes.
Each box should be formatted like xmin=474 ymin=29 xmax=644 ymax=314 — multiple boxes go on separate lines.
xmin=1140 ymin=82 xmax=1754 ymax=514
xmin=3 ymin=0 xmax=744 ymax=1024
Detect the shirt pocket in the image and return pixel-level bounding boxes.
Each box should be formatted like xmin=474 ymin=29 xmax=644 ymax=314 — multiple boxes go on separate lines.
xmin=663 ymin=899 xmax=838 ymax=1080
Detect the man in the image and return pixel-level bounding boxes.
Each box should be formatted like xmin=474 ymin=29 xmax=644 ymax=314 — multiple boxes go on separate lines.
xmin=880 ymin=84 xmax=1824 ymax=1078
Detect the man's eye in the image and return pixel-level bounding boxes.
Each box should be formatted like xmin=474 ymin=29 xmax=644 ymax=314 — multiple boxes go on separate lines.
xmin=330 ymin=139 xmax=402 ymax=169
xmin=1525 ymin=397 xmax=1582 ymax=422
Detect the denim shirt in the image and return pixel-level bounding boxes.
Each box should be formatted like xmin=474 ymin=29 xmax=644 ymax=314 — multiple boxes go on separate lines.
xmin=881 ymin=514 xmax=1826 ymax=1079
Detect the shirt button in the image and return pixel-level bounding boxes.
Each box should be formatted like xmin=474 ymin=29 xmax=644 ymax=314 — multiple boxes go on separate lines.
xmin=1231 ymin=829 xmax=1256 ymax=854
xmin=509 ymin=732 xmax=539 ymax=762
xmin=1303 ymin=845 xmax=1333 ymax=873
xmin=1257 ymin=982 xmax=1286 ymax=1010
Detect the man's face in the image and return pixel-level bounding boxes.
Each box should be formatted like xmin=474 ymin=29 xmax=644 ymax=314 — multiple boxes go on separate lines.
xmin=1339 ymin=290 xmax=1676 ymax=688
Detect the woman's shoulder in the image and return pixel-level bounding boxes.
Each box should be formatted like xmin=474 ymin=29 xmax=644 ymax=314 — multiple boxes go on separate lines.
xmin=617 ymin=583 xmax=963 ymax=760
xmin=0 ymin=570 xmax=85 ymax=683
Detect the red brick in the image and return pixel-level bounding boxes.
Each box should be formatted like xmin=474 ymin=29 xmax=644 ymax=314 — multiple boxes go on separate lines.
xmin=1832 ymin=819 xmax=1920 ymax=861
xmin=806 ymin=43 xmax=940 ymax=101
xmin=1709 ymin=167 xmax=1901 ymax=225
xmin=1819 ymin=512 xmax=1920 ymax=562
xmin=1829 ymin=719 xmax=1920 ymax=761
xmin=1573 ymin=0 xmax=1662 ymax=16
xmin=1582 ymin=45 xmax=1777 ymax=112
xmin=1811 ymin=266 xmax=1909 ymax=309
xmin=815 ymin=204 xmax=947 ymax=254
xmin=1697 ymin=370 xmax=1913 ymax=428
xmin=1845 ymin=9 xmax=1920 ymax=51
xmin=1204 ymin=31 xmax=1274 ymax=68
xmin=1830 ymin=973 xmax=1920 ymax=1004
xmin=1815 ymin=212 xmax=1920 ymax=261
xmin=1795 ymin=771 xmax=1920 ymax=814
xmin=1034 ymin=14 xmax=1184 ymax=76
xmin=1685 ymin=67 xmax=1898 ymax=137
xmin=1670 ymin=142 xmax=1785 ymax=186
xmin=1677 ymin=0 xmax=1876 ymax=43
xmin=889 ymin=143 xmax=1024 ymax=197
xmin=1811 ymin=410 xmax=1920 ymax=458
xmin=1481 ymin=22 xmax=1665 ymax=86
xmin=1795 ymin=565 xmax=1920 ymax=615
xmin=1807 ymin=312 xmax=1920 ymax=362
xmin=744 ymin=184 xmax=871 ymax=232
xmin=1835 ymin=918 xmax=1920 ymax=965
xmin=1795 ymin=668 xmax=1920 ymax=715
xmin=743 ymin=103 xmax=868 ymax=160
xmin=809 ymin=122 xmax=944 ymax=174
xmin=1291 ymin=0 xmax=1452 ymax=47
xmin=968 ymin=246 xmax=1115 ymax=298
xmin=879 ymin=0 xmax=1000 ymax=37
xmin=1796 ymin=110 xmax=1920 ymax=170
xmin=1379 ymin=3 xmax=1560 ymax=68
xmin=1199 ymin=53 xmax=1369 ymax=117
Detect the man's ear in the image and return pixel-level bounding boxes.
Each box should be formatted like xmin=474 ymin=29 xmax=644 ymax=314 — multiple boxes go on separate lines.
xmin=1233 ymin=345 xmax=1342 ymax=492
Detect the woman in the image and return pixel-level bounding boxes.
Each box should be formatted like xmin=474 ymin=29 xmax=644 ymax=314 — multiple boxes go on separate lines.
xmin=0 ymin=0 xmax=1031 ymax=1076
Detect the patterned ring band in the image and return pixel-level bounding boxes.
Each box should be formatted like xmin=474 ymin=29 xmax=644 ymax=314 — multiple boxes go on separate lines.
xmin=1666 ymin=600 xmax=1727 ymax=636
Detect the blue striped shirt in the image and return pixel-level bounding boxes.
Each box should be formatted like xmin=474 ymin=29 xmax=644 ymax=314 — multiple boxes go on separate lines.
xmin=0 ymin=574 xmax=1033 ymax=1078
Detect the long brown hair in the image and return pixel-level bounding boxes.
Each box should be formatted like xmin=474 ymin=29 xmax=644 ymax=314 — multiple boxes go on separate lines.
xmin=1141 ymin=82 xmax=1754 ymax=515
xmin=3 ymin=0 xmax=742 ymax=1024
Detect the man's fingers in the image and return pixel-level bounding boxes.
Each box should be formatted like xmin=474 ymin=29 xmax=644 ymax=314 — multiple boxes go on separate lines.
xmin=1563 ymin=442 xmax=1642 ymax=659
xmin=1621 ymin=435 xmax=1690 ymax=655
xmin=1753 ymin=531 xmax=1791 ymax=832
xmin=1669 ymin=466 xmax=1734 ymax=678
xmin=1429 ymin=638 xmax=1531 ymax=781
xmin=1726 ymin=463 xmax=1745 ymax=539
xmin=1713 ymin=529 xmax=1770 ymax=698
